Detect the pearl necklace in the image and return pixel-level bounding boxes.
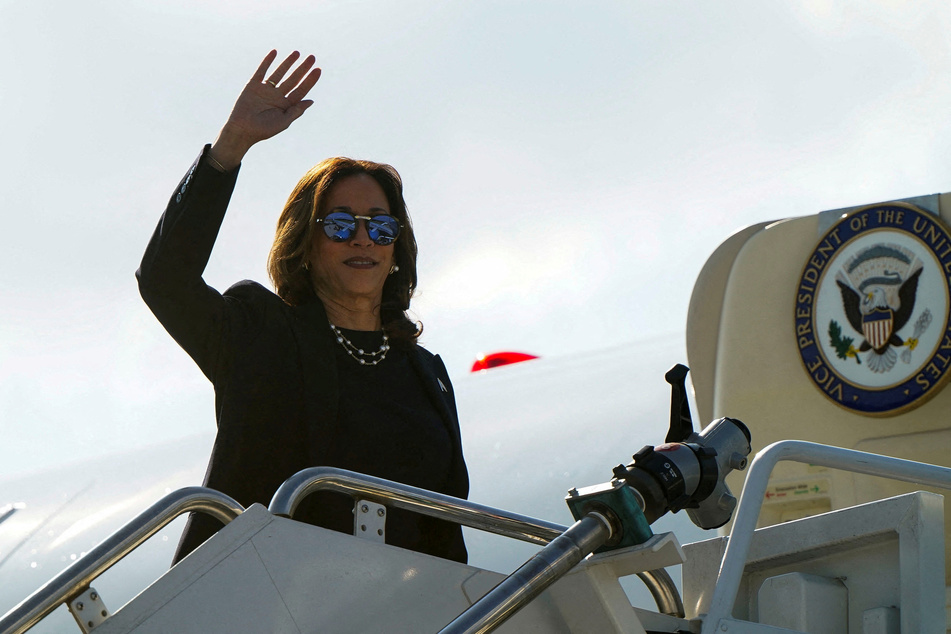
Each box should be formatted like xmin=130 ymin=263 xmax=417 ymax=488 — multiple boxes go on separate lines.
xmin=329 ymin=323 xmax=390 ymax=366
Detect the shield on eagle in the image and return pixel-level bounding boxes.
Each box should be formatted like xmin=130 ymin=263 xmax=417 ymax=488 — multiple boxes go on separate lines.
xmin=862 ymin=307 xmax=894 ymax=351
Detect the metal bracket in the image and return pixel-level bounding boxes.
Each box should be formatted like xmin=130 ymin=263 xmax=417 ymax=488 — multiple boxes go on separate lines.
xmin=67 ymin=586 xmax=108 ymax=633
xmin=354 ymin=499 xmax=386 ymax=543
xmin=565 ymin=480 xmax=652 ymax=553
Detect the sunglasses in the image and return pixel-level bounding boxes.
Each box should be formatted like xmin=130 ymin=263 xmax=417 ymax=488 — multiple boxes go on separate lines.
xmin=317 ymin=211 xmax=402 ymax=246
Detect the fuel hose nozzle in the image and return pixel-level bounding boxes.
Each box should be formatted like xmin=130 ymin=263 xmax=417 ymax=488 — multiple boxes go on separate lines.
xmin=613 ymin=364 xmax=752 ymax=529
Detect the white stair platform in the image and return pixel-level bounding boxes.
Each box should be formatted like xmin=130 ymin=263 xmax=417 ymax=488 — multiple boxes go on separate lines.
xmin=95 ymin=504 xmax=686 ymax=633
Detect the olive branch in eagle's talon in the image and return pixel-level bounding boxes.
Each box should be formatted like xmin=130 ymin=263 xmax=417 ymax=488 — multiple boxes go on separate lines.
xmin=829 ymin=319 xmax=861 ymax=364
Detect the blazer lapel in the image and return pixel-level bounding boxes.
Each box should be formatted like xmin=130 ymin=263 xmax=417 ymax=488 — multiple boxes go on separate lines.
xmin=408 ymin=349 xmax=461 ymax=449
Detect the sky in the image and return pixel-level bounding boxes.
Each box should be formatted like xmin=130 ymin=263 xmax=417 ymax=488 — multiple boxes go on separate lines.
xmin=2 ymin=0 xmax=951 ymax=480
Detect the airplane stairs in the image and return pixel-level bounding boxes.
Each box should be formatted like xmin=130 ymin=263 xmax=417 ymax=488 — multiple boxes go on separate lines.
xmin=2 ymin=441 xmax=951 ymax=633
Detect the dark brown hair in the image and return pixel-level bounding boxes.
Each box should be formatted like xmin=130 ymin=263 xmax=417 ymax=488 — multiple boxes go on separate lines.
xmin=267 ymin=157 xmax=420 ymax=345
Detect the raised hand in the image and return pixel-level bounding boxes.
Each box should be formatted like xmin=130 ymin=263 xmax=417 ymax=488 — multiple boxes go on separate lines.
xmin=210 ymin=50 xmax=322 ymax=170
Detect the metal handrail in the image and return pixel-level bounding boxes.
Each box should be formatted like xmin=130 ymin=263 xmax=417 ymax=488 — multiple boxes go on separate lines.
xmin=439 ymin=513 xmax=613 ymax=634
xmin=0 ymin=487 xmax=244 ymax=634
xmin=268 ymin=467 xmax=683 ymax=617
xmin=639 ymin=568 xmax=685 ymax=617
xmin=269 ymin=467 xmax=566 ymax=544
xmin=701 ymin=440 xmax=951 ymax=634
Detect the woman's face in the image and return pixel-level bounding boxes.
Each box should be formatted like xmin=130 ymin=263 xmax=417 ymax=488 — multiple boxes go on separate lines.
xmin=308 ymin=173 xmax=396 ymax=310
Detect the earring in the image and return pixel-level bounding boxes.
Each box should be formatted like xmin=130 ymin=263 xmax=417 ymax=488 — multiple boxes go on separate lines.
xmin=389 ymin=265 xmax=400 ymax=275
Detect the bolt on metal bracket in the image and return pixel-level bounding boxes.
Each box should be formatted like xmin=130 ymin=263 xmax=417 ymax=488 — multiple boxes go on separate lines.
xmin=67 ymin=586 xmax=108 ymax=633
xmin=354 ymin=499 xmax=386 ymax=543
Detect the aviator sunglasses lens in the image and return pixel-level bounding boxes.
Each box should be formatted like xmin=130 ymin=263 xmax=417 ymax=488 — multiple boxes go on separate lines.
xmin=321 ymin=212 xmax=400 ymax=245
xmin=322 ymin=212 xmax=357 ymax=242
xmin=366 ymin=216 xmax=400 ymax=245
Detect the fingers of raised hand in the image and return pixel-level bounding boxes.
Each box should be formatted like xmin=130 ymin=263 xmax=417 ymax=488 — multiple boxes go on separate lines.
xmin=250 ymin=49 xmax=279 ymax=83
xmin=279 ymin=54 xmax=315 ymax=90
xmin=286 ymin=67 xmax=321 ymax=103
xmin=267 ymin=50 xmax=300 ymax=85
xmin=251 ymin=51 xmax=320 ymax=102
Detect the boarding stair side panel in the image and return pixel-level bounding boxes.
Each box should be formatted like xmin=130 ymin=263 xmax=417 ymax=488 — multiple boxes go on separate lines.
xmin=94 ymin=504 xmax=679 ymax=634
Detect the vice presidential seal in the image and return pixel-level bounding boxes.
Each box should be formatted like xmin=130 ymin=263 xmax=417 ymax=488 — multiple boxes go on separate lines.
xmin=794 ymin=203 xmax=951 ymax=416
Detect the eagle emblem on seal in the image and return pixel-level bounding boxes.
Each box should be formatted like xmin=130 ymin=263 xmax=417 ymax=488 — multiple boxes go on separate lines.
xmin=796 ymin=202 xmax=951 ymax=415
xmin=832 ymin=244 xmax=929 ymax=373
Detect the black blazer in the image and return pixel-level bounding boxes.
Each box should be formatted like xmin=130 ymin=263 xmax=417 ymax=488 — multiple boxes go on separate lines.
xmin=137 ymin=146 xmax=468 ymax=563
